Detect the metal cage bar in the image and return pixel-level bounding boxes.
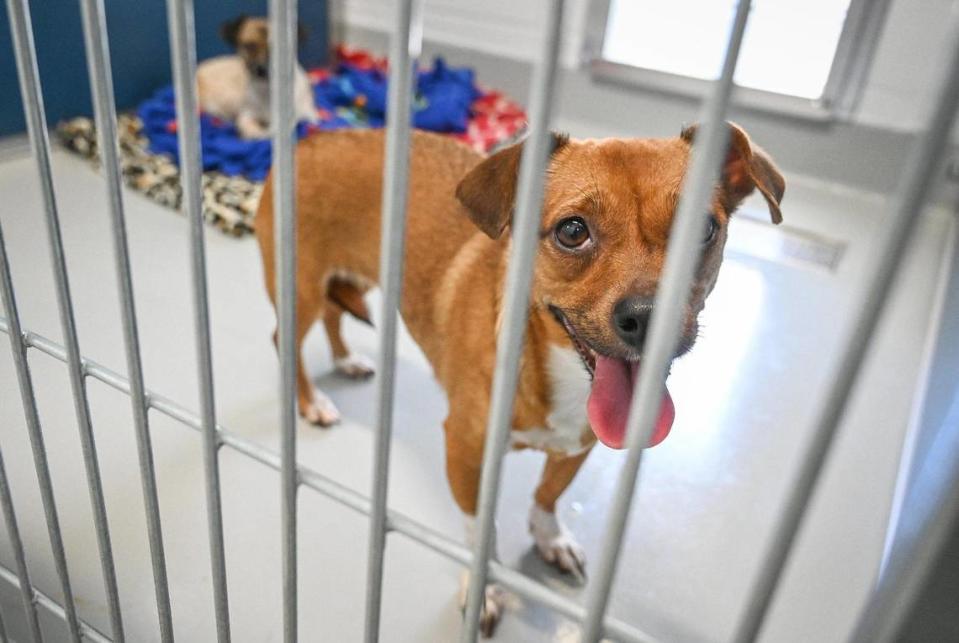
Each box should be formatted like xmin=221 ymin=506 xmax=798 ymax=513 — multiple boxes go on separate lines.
xmin=849 ymin=393 xmax=959 ymax=643
xmin=364 ymin=0 xmax=423 ymax=641
xmin=79 ymin=0 xmax=175 ymax=639
xmin=460 ymin=3 xmax=566 ymax=641
xmin=268 ymin=0 xmax=299 ymax=640
xmin=0 ymin=425 xmax=43 ymax=642
xmin=3 ymin=0 xmax=959 ymax=640
xmin=164 ymin=0 xmax=232 ymax=639
xmin=0 ymin=200 xmax=80 ymax=641
xmin=0 ymin=563 xmax=112 ymax=643
xmin=5 ymin=0 xmax=125 ymax=635
xmin=579 ymin=1 xmax=752 ymax=640
xmin=0 ymin=316 xmax=657 ymax=643
xmin=0 ymin=592 xmax=7 ymax=642
xmin=732 ymin=10 xmax=959 ymax=641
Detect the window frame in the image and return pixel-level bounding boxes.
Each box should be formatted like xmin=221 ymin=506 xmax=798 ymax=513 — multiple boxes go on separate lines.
xmin=582 ymin=0 xmax=892 ymax=122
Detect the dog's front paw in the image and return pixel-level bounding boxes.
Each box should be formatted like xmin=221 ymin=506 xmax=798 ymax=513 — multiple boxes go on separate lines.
xmin=529 ymin=505 xmax=586 ymax=582
xmin=334 ymin=354 xmax=376 ymax=379
xmin=535 ymin=531 xmax=587 ymax=581
xmin=459 ymin=574 xmax=505 ymax=638
xmin=299 ymin=391 xmax=340 ymax=427
xmin=474 ymin=585 xmax=505 ymax=638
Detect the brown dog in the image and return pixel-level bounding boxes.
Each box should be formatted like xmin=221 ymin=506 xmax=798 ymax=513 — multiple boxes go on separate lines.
xmin=254 ymin=123 xmax=784 ymax=634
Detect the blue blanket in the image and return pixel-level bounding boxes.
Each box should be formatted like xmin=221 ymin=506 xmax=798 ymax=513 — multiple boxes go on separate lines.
xmin=138 ymin=57 xmax=480 ymax=181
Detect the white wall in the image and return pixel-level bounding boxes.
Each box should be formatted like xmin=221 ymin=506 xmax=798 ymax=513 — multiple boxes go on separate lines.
xmin=333 ymin=0 xmax=596 ymax=69
xmin=335 ymin=0 xmax=957 ymax=133
xmin=855 ymin=0 xmax=957 ymax=131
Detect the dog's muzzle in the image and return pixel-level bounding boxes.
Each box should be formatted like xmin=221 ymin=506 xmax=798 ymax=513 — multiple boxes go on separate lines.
xmin=548 ymin=306 xmax=596 ymax=377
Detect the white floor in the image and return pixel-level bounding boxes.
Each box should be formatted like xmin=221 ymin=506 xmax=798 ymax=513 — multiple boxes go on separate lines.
xmin=0 ymin=147 xmax=952 ymax=643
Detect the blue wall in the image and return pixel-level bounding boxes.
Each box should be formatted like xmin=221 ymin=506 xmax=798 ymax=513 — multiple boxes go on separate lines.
xmin=0 ymin=0 xmax=328 ymax=137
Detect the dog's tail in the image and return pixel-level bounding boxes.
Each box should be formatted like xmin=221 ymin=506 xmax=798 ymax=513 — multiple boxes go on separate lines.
xmin=327 ymin=278 xmax=373 ymax=326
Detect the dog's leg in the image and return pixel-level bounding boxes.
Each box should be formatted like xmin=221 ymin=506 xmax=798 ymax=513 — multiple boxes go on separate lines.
xmin=237 ymin=109 xmax=268 ymax=139
xmin=292 ymin=292 xmax=340 ymax=426
xmin=322 ymin=304 xmax=375 ymax=380
xmin=445 ymin=419 xmax=505 ymax=637
xmin=257 ymin=203 xmax=337 ymax=426
xmin=458 ymin=515 xmax=505 ymax=639
xmin=530 ymin=449 xmax=592 ymax=581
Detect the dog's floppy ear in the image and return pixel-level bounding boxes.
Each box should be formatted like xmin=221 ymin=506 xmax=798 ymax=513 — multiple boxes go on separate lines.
xmin=220 ymin=15 xmax=247 ymax=47
xmin=681 ymin=121 xmax=785 ymax=224
xmin=455 ymin=132 xmax=569 ymax=239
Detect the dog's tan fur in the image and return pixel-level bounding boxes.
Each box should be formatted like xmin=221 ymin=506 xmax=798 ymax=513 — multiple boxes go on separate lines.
xmin=196 ymin=15 xmax=316 ymax=139
xmin=254 ymin=124 xmax=784 ymax=634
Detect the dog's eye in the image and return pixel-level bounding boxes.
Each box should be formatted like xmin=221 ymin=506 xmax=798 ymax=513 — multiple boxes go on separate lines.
xmin=703 ymin=215 xmax=719 ymax=245
xmin=555 ymin=217 xmax=590 ymax=249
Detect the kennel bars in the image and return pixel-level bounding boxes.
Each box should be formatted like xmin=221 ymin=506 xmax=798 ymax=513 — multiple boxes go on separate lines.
xmin=2 ymin=0 xmax=959 ymax=641
xmin=364 ymin=1 xmax=421 ymax=640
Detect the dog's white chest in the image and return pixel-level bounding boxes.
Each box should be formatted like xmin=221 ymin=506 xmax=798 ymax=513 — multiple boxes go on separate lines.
xmin=511 ymin=346 xmax=591 ymax=456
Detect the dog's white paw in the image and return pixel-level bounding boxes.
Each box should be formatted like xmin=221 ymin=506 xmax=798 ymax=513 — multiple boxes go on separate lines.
xmin=237 ymin=119 xmax=268 ymax=140
xmin=459 ymin=573 xmax=505 ymax=638
xmin=334 ymin=354 xmax=376 ymax=379
xmin=529 ymin=505 xmax=586 ymax=582
xmin=300 ymin=391 xmax=340 ymax=427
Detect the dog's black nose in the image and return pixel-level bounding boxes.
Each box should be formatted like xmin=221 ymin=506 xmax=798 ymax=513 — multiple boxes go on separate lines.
xmin=613 ymin=296 xmax=654 ymax=349
xmin=253 ymin=64 xmax=268 ymax=79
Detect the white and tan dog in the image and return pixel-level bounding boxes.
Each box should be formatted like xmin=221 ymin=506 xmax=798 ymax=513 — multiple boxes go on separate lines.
xmin=196 ymin=15 xmax=317 ymax=139
xmin=255 ymin=124 xmax=784 ymax=635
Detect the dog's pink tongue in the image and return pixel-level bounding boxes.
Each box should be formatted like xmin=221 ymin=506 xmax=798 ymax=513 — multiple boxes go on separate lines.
xmin=587 ymin=356 xmax=675 ymax=449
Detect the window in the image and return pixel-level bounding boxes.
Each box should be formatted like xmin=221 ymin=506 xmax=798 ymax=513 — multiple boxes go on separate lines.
xmin=590 ymin=0 xmax=888 ymax=117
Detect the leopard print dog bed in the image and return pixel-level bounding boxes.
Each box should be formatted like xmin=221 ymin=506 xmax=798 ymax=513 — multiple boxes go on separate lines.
xmin=57 ymin=115 xmax=262 ymax=237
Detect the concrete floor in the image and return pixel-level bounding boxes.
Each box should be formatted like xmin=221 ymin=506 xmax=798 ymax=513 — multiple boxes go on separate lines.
xmin=0 ymin=148 xmax=953 ymax=643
